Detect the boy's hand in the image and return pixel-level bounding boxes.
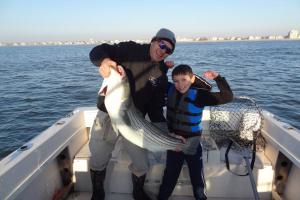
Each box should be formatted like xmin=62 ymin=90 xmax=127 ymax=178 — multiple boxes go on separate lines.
xmin=203 ymin=70 xmax=219 ymax=80
xmin=169 ymin=133 xmax=187 ymax=152
xmin=169 ymin=133 xmax=187 ymax=143
xmin=164 ymin=60 xmax=174 ymax=68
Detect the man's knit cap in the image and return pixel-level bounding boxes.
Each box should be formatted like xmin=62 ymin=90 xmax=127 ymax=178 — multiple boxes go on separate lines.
xmin=152 ymin=28 xmax=176 ymax=50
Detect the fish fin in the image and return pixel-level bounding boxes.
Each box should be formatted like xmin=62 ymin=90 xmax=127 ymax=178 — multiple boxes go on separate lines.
xmin=150 ymin=151 xmax=164 ymax=163
xmin=111 ymin=123 xmax=119 ymax=135
xmin=182 ymin=136 xmax=201 ymax=155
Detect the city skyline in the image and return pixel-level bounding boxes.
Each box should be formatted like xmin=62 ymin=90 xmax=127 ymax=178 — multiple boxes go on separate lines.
xmin=1 ymin=0 xmax=300 ymax=43
xmin=1 ymin=29 xmax=299 ymax=47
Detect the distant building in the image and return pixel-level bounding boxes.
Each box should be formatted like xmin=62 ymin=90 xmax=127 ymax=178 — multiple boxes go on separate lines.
xmin=248 ymin=36 xmax=261 ymax=40
xmin=195 ymin=37 xmax=208 ymax=41
xmin=288 ymin=30 xmax=299 ymax=39
xmin=177 ymin=37 xmax=193 ymax=42
xmin=267 ymin=35 xmax=276 ymax=40
xmin=275 ymin=35 xmax=284 ymax=40
xmin=209 ymin=37 xmax=218 ymax=41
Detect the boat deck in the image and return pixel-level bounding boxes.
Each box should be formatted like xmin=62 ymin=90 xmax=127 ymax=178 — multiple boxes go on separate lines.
xmin=69 ymin=133 xmax=273 ymax=200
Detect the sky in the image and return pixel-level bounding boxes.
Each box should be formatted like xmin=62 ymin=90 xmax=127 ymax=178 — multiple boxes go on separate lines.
xmin=1 ymin=0 xmax=300 ymax=42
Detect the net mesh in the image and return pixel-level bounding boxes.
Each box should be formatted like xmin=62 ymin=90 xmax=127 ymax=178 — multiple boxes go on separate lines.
xmin=209 ymin=96 xmax=265 ymax=151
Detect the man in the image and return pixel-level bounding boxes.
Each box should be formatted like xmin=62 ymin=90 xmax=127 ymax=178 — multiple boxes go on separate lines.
xmin=89 ymin=28 xmax=177 ymax=200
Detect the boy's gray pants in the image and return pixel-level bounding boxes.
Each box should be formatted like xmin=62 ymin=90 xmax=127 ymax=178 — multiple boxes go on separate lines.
xmin=89 ymin=110 xmax=149 ymax=176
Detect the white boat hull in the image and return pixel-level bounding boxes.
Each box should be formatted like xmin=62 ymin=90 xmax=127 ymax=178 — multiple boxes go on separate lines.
xmin=0 ymin=107 xmax=299 ymax=200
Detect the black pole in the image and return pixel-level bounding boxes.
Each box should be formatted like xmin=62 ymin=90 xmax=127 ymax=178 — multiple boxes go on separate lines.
xmin=243 ymin=150 xmax=260 ymax=200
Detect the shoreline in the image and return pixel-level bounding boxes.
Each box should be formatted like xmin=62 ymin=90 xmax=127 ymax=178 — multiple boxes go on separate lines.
xmin=1 ymin=38 xmax=300 ymax=47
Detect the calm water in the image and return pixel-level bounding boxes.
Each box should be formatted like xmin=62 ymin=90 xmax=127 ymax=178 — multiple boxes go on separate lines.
xmin=0 ymin=41 xmax=300 ymax=158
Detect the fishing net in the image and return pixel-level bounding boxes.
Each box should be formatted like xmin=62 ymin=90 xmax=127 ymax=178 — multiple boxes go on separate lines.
xmin=209 ymin=96 xmax=265 ymax=175
xmin=209 ymin=96 xmax=264 ymax=148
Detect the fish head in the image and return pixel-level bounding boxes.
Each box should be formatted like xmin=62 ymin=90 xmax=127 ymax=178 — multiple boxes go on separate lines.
xmin=99 ymin=66 xmax=130 ymax=111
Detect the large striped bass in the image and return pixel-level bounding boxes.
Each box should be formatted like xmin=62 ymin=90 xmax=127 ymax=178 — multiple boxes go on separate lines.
xmin=99 ymin=66 xmax=186 ymax=152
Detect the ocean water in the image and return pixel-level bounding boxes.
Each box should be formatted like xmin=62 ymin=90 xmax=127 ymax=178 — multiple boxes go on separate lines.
xmin=0 ymin=41 xmax=299 ymax=159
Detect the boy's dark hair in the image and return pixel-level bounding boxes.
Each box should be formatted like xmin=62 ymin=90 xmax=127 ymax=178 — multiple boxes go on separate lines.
xmin=172 ymin=64 xmax=194 ymax=78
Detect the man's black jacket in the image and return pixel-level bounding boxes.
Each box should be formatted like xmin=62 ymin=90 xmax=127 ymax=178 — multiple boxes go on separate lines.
xmin=90 ymin=41 xmax=212 ymax=122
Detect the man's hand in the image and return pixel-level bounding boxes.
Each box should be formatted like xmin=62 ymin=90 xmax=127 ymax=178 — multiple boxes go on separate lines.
xmin=99 ymin=58 xmax=125 ymax=77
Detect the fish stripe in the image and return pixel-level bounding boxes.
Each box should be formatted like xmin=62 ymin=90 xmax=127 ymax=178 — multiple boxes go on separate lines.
xmin=103 ymin=67 xmax=185 ymax=152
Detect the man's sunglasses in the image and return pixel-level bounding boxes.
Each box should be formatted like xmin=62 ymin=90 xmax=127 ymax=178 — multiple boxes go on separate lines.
xmin=158 ymin=41 xmax=173 ymax=54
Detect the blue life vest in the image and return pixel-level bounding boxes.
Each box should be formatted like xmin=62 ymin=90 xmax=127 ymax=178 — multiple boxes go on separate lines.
xmin=167 ymin=85 xmax=203 ymax=136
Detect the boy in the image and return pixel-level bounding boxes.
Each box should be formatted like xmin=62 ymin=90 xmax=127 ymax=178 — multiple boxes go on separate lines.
xmin=158 ymin=64 xmax=233 ymax=200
